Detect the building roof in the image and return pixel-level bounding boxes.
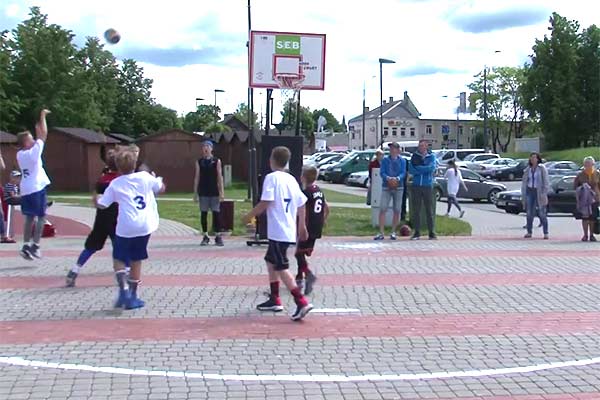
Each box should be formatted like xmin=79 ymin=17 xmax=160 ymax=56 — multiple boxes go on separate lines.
xmin=107 ymin=132 xmax=135 ymax=143
xmin=52 ymin=128 xmax=120 ymax=144
xmin=0 ymin=131 xmax=16 ymax=144
xmin=136 ymin=128 xmax=203 ymax=142
xmin=348 ymin=91 xmax=422 ymax=124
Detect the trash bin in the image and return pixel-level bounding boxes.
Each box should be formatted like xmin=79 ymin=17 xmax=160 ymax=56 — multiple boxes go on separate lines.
xmin=218 ymin=200 xmax=234 ymax=232
xmin=408 ymin=184 xmax=436 ymax=233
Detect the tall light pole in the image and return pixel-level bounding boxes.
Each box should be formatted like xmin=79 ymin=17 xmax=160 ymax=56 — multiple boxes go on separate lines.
xmin=195 ymin=97 xmax=204 ymax=109
xmin=379 ymin=58 xmax=395 ymax=147
xmin=214 ymin=89 xmax=225 ymax=108
xmin=483 ymin=50 xmax=501 ymax=151
xmin=362 ymin=81 xmax=366 ymax=150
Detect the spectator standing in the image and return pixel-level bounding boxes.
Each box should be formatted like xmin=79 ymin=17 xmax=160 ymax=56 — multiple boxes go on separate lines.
xmin=374 ymin=143 xmax=406 ymax=240
xmin=521 ymin=152 xmax=549 ymax=239
xmin=444 ymin=160 xmax=467 ymax=218
xmin=574 ymin=156 xmax=600 ymax=242
xmin=408 ymin=140 xmax=438 ymax=240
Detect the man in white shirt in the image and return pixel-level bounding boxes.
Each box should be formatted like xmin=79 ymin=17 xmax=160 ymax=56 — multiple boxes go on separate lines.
xmin=243 ymin=146 xmax=313 ymax=321
xmin=97 ymin=148 xmax=165 ymax=310
xmin=16 ymin=109 xmax=51 ymax=260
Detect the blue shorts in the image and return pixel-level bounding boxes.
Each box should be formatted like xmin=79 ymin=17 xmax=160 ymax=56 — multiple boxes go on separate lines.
xmin=21 ymin=189 xmax=47 ymax=217
xmin=113 ymin=235 xmax=151 ymax=264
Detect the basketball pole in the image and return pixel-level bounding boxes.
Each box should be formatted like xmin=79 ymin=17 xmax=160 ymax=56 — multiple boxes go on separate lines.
xmin=246 ymin=0 xmax=258 ymax=206
xmin=295 ymin=91 xmax=301 ymax=136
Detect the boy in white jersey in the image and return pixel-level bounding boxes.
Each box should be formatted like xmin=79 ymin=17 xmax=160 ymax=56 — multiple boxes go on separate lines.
xmin=243 ymin=146 xmax=313 ymax=321
xmin=16 ymin=109 xmax=51 ymax=260
xmin=96 ymin=148 xmax=165 ymax=309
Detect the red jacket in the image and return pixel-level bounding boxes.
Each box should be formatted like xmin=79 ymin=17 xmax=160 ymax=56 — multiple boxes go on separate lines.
xmin=368 ymin=159 xmax=381 ymax=178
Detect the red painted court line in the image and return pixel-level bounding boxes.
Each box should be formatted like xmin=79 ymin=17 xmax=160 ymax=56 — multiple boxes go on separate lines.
xmin=2 ymin=248 xmax=600 ymax=259
xmin=3 ymin=273 xmax=600 ymax=290
xmin=428 ymin=394 xmax=599 ymax=400
xmin=1 ymin=312 xmax=600 ymax=344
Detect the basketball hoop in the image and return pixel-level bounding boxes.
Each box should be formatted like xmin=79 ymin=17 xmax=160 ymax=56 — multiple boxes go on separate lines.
xmin=274 ymin=73 xmax=305 ymax=104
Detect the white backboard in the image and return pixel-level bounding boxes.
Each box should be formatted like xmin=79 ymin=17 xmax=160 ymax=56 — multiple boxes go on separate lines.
xmin=249 ymin=30 xmax=326 ymax=90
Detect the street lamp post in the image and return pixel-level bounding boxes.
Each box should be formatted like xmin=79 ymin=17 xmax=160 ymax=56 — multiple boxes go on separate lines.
xmin=482 ymin=50 xmax=501 ymax=151
xmin=362 ymin=82 xmax=366 ymax=150
xmin=195 ymin=97 xmax=204 ymax=108
xmin=214 ymin=89 xmax=225 ymax=108
xmin=379 ymin=58 xmax=395 ymax=147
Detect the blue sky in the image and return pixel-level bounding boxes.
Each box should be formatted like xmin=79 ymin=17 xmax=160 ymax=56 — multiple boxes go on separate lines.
xmin=1 ymin=0 xmax=598 ymax=124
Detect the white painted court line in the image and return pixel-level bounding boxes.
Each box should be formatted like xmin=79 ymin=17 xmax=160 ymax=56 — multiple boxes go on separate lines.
xmin=1 ymin=355 xmax=599 ymax=382
xmin=310 ymin=308 xmax=360 ymax=313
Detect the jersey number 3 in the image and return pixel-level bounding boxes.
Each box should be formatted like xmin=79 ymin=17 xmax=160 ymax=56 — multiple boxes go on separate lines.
xmin=134 ymin=196 xmax=146 ymax=210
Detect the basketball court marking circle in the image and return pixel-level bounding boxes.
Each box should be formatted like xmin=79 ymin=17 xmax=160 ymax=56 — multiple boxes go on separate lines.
xmin=1 ymin=355 xmax=598 ymax=382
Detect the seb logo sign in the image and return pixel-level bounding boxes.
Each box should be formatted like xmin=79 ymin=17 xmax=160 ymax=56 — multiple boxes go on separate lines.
xmin=275 ymin=35 xmax=301 ymax=55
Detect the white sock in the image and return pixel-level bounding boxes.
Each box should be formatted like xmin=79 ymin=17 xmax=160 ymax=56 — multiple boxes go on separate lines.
xmin=71 ymin=265 xmax=81 ymax=274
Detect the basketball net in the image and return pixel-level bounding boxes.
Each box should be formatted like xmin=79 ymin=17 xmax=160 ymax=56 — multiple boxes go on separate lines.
xmin=275 ymin=74 xmax=305 ymax=105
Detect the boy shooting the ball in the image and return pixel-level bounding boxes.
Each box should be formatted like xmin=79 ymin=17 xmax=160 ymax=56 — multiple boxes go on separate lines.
xmin=16 ymin=109 xmax=52 ymax=260
xmin=243 ymin=146 xmax=313 ymax=321
xmin=96 ymin=148 xmax=165 ymax=309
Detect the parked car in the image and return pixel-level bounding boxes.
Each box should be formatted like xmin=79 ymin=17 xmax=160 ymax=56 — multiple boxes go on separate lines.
xmin=457 ymin=153 xmax=500 ymax=170
xmin=433 ymin=148 xmax=487 ymax=165
xmin=304 ymin=152 xmax=339 ymax=167
xmin=489 ymin=159 xmax=528 ymax=181
xmin=347 ymin=170 xmax=370 ymax=187
xmin=325 ymin=150 xmax=375 ymax=184
xmin=475 ymin=158 xmax=516 ymax=177
xmin=545 ymin=161 xmax=580 ymax=176
xmin=434 ymin=168 xmax=506 ymax=204
xmin=495 ymin=175 xmax=577 ymax=214
xmin=316 ymin=154 xmax=344 ymax=168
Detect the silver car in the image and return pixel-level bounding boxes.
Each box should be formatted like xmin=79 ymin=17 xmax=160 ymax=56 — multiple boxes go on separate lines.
xmin=435 ymin=168 xmax=507 ymax=203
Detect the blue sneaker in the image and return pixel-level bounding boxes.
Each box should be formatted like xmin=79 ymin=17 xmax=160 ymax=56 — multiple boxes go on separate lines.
xmin=126 ymin=296 xmax=146 ymax=310
xmin=114 ymin=289 xmax=130 ymax=308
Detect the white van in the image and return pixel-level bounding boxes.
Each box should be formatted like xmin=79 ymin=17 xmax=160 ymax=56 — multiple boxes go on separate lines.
xmin=380 ymin=140 xmax=419 ymax=154
xmin=434 ymin=149 xmax=487 ymax=165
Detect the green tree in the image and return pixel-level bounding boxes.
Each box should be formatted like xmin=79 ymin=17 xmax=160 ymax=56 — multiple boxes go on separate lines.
xmin=74 ymin=37 xmax=120 ymax=132
xmin=111 ymin=59 xmax=154 ymax=136
xmin=280 ymin=99 xmax=315 ymax=135
xmin=10 ymin=7 xmax=82 ymax=129
xmin=468 ymin=66 xmax=528 ymax=152
xmin=575 ymin=24 xmax=600 ymax=146
xmin=0 ymin=31 xmax=21 ymax=131
xmin=233 ymin=102 xmax=258 ymax=128
xmin=312 ymin=108 xmax=341 ymax=132
xmin=522 ymin=13 xmax=586 ymax=149
xmin=182 ymin=104 xmax=220 ymax=132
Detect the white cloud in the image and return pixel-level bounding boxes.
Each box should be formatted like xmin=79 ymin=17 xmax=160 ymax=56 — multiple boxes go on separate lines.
xmin=4 ymin=0 xmax=600 ymax=124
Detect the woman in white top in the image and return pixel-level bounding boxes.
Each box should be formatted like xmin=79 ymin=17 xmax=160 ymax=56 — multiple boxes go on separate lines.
xmin=444 ymin=160 xmax=467 ymax=218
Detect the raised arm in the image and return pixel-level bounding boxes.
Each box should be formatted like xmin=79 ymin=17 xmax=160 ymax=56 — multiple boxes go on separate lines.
xmin=35 ymin=109 xmax=51 ymax=142
xmin=193 ymin=161 xmax=200 ymax=202
xmin=216 ymin=159 xmax=225 ymax=201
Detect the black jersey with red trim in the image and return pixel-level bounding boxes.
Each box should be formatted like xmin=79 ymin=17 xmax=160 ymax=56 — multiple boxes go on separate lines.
xmin=95 ymin=171 xmax=119 ymax=221
xmin=304 ymin=184 xmax=325 ymax=239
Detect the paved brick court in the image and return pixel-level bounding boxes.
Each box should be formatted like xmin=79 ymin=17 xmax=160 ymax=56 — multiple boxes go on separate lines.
xmin=1 ymin=206 xmax=600 ymax=399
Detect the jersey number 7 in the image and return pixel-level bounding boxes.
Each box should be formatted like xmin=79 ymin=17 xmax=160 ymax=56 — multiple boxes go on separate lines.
xmin=284 ymin=198 xmax=291 ymax=213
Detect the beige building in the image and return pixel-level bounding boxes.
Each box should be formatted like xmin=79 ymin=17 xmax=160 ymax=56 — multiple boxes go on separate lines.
xmin=348 ymin=91 xmax=480 ymax=150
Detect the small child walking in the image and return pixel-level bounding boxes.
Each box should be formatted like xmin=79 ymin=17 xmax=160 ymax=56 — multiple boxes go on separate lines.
xmin=243 ymin=146 xmax=313 ymax=321
xmin=295 ymin=166 xmax=329 ymax=295
xmin=96 ymin=148 xmax=165 ymax=309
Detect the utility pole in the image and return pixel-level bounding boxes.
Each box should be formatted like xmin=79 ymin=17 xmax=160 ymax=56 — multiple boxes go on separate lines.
xmin=483 ymin=67 xmax=488 ymax=151
xmin=362 ymin=82 xmax=366 ymax=150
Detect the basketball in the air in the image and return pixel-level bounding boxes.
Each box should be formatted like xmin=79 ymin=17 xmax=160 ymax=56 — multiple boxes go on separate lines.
xmin=104 ymin=28 xmax=121 ymax=44
xmin=400 ymin=225 xmax=411 ymax=237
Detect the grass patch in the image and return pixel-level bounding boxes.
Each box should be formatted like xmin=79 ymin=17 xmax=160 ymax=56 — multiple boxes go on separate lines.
xmin=502 ymin=147 xmax=600 ymax=165
xmin=51 ymin=197 xmax=471 ymax=237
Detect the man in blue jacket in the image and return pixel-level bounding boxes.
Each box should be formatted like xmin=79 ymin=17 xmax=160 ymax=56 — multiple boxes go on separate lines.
xmin=375 ymin=142 xmax=406 ymax=240
xmin=409 ymin=140 xmax=438 ymax=240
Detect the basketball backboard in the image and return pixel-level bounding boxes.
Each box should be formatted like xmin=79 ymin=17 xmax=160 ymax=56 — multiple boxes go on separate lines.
xmin=249 ymin=31 xmax=326 ymax=90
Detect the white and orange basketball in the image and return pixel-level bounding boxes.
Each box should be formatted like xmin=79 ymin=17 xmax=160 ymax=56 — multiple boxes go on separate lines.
xmin=104 ymin=28 xmax=121 ymax=45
